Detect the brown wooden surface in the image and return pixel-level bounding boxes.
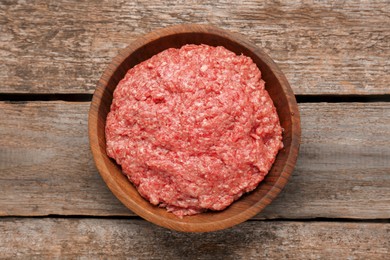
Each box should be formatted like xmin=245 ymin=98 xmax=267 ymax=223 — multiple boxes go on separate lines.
xmin=1 ymin=0 xmax=389 ymax=95
xmin=1 ymin=101 xmax=389 ymax=219
xmin=1 ymin=218 xmax=389 ymax=259
xmin=1 ymin=0 xmax=389 ymax=257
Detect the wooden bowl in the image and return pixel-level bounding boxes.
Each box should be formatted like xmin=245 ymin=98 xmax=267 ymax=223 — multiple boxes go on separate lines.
xmin=89 ymin=24 xmax=301 ymax=232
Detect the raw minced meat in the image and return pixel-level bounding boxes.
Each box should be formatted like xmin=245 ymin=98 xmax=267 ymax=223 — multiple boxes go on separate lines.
xmin=105 ymin=44 xmax=283 ymax=217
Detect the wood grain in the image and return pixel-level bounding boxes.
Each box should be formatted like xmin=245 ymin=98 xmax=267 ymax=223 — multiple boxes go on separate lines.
xmin=0 ymin=0 xmax=389 ymax=95
xmin=1 ymin=101 xmax=389 ymax=219
xmin=0 ymin=218 xmax=389 ymax=258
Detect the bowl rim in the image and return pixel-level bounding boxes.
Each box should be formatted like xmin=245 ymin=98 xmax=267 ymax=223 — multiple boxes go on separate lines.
xmin=89 ymin=24 xmax=301 ymax=232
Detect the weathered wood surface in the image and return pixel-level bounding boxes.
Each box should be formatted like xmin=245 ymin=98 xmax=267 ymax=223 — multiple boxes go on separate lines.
xmin=0 ymin=218 xmax=389 ymax=258
xmin=1 ymin=0 xmax=389 ymax=95
xmin=1 ymin=101 xmax=389 ymax=219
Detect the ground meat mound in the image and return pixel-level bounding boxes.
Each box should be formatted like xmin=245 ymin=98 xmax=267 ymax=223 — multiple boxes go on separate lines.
xmin=105 ymin=44 xmax=283 ymax=217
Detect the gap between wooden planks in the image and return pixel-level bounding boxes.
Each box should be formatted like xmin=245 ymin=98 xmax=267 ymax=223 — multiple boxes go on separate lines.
xmin=0 ymin=101 xmax=389 ymax=219
xmin=0 ymin=218 xmax=389 ymax=258
xmin=0 ymin=0 xmax=389 ymax=94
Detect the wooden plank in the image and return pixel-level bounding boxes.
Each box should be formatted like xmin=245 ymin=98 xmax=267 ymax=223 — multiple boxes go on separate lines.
xmin=262 ymin=102 xmax=390 ymax=219
xmin=1 ymin=101 xmax=389 ymax=219
xmin=0 ymin=218 xmax=388 ymax=258
xmin=0 ymin=0 xmax=389 ymax=95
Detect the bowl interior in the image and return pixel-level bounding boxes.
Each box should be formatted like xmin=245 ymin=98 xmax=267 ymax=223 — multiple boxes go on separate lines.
xmin=89 ymin=25 xmax=300 ymax=232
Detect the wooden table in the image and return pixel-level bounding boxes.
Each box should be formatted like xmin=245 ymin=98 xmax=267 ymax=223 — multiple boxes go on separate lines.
xmin=1 ymin=1 xmax=389 ymax=258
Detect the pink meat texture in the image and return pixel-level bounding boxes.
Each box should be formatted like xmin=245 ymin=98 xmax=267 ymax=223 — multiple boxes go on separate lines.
xmin=106 ymin=44 xmax=283 ymax=217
